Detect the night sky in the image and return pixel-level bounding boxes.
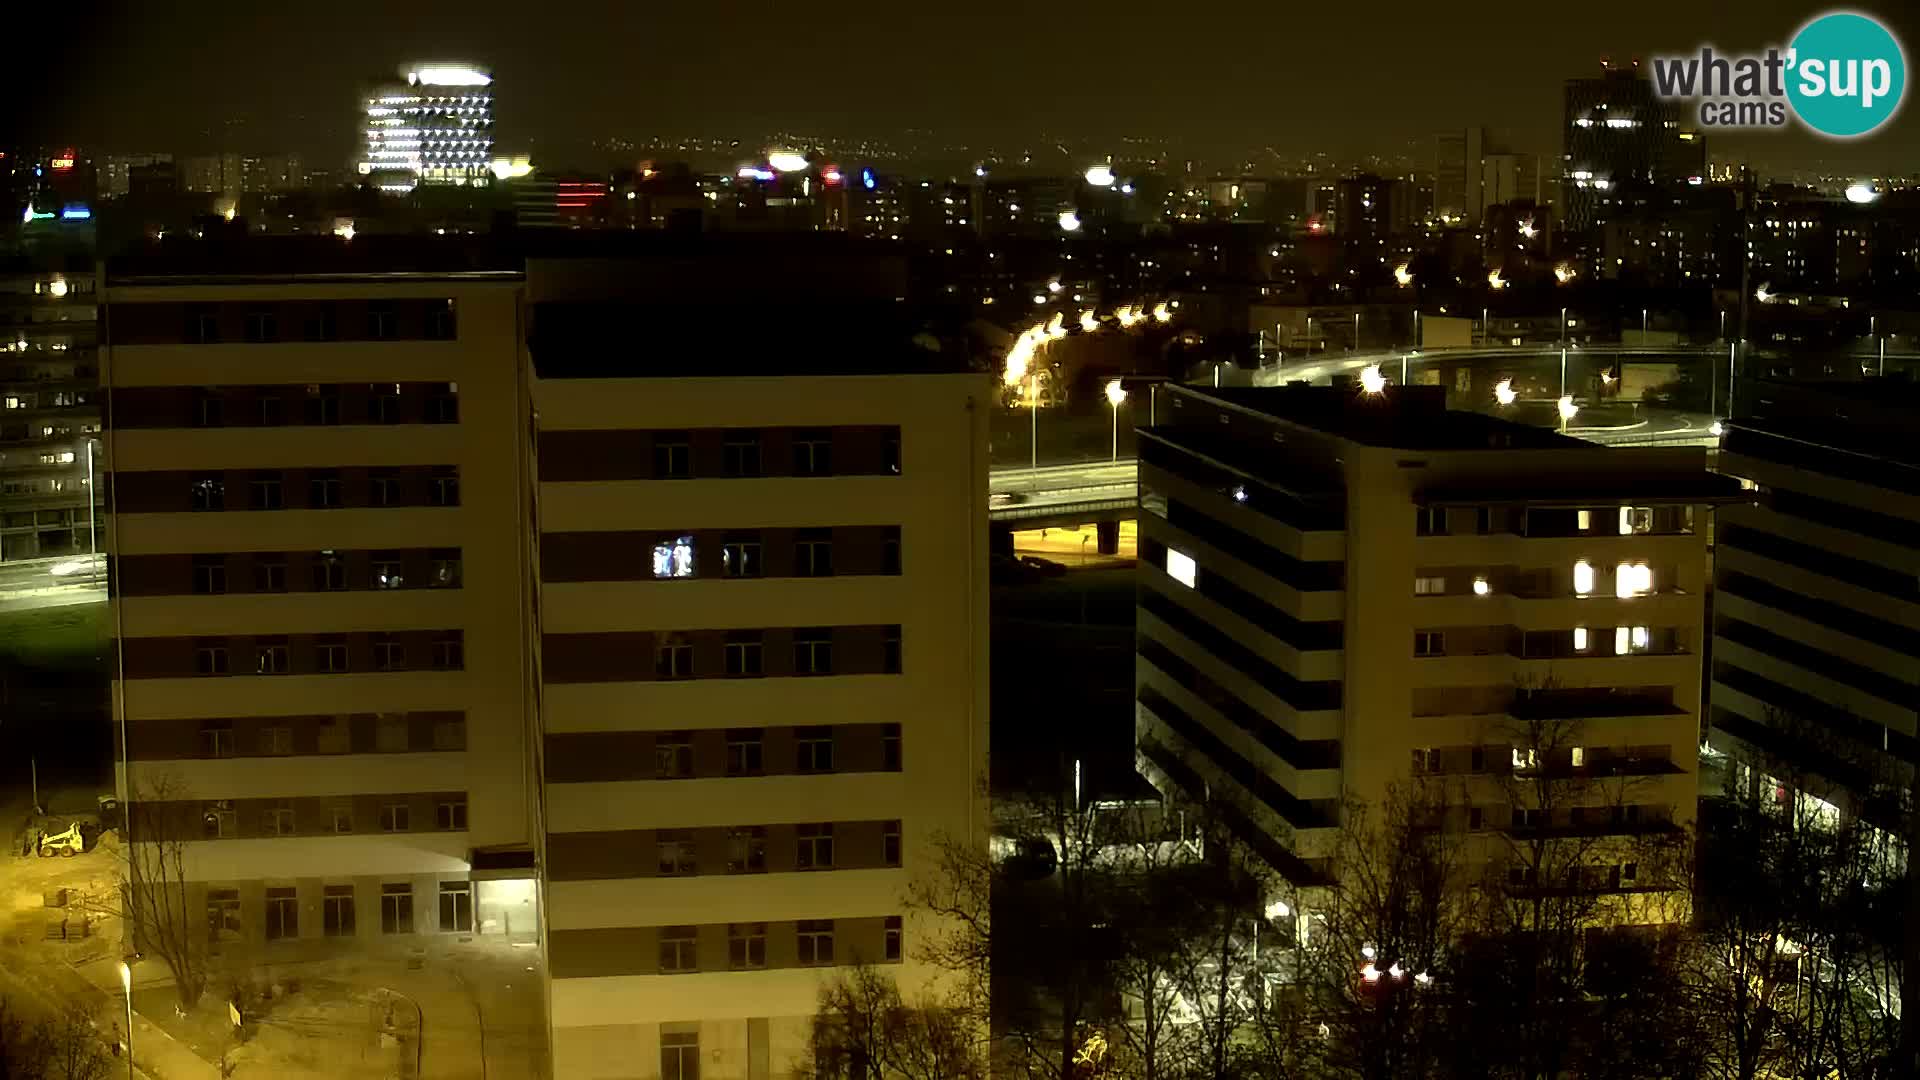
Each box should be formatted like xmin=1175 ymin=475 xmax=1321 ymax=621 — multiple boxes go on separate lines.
xmin=11 ymin=0 xmax=1918 ymax=174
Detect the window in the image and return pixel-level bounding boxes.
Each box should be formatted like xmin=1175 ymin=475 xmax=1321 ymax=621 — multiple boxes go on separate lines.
xmin=376 ymin=714 xmax=409 ymax=752
xmin=884 ymin=820 xmax=902 ymax=867
xmin=192 ymin=555 xmax=227 ymax=595
xmin=726 ymin=730 xmax=763 ymax=776
xmin=882 ymin=527 xmax=901 ymax=574
xmin=1469 ymin=807 xmax=1486 ymax=830
xmin=1166 ymin=548 xmax=1197 ymax=588
xmin=1571 ymin=746 xmax=1586 ymax=768
xmin=431 ymin=550 xmax=461 ymax=587
xmin=1416 ymin=507 xmax=1449 ymax=535
xmin=1475 ymin=507 xmax=1493 ymax=534
xmin=1412 ymin=747 xmax=1439 ymax=774
xmin=369 ymin=386 xmax=403 ymax=424
xmin=195 ymin=641 xmax=230 ymax=676
xmin=652 ymin=534 xmax=696 ymax=579
xmin=722 ymin=534 xmax=762 ymax=578
xmin=659 ymin=926 xmax=698 ymax=972
xmin=259 ymin=727 xmax=293 ymax=755
xmin=1512 ymin=748 xmax=1538 ymax=772
xmin=245 ymin=310 xmax=278 ymax=344
xmin=794 ymin=629 xmax=833 ymax=675
xmin=653 ymin=433 xmax=690 ymax=479
xmin=264 ymin=806 xmax=296 ymax=836
xmin=884 ymin=915 xmax=903 ymax=961
xmin=1413 ymin=575 xmax=1446 ymax=595
xmin=794 ymin=430 xmax=832 ymax=476
xmin=258 ymin=394 xmax=284 ymax=426
xmin=796 ymin=530 xmax=834 ymax=577
xmin=797 ymin=727 xmax=835 ymax=772
xmin=427 ymin=383 xmax=459 ymax=424
xmin=1514 ymin=807 xmax=1544 ymax=829
xmin=884 ymin=627 xmax=902 ymax=674
xmin=264 ymin=888 xmax=297 ymax=940
xmin=188 ymin=307 xmax=220 ymax=344
xmin=323 ymin=885 xmax=355 ymax=936
xmin=432 ymin=716 xmax=466 ymax=750
xmin=657 ymin=830 xmax=696 ymax=875
xmin=200 ymin=721 xmax=234 ymax=758
xmin=724 ymin=632 xmax=763 ymax=676
xmin=303 ymin=307 xmax=337 ymax=342
xmin=882 ymin=724 xmax=902 ymax=771
xmin=195 ymin=392 xmax=225 ymax=428
xmin=727 ymin=827 xmax=767 ymax=873
xmin=373 ymin=635 xmax=405 ymax=671
xmin=309 ymin=470 xmax=343 ymax=509
xmin=1509 ymin=865 xmax=1538 ymax=887
xmin=203 ymin=806 xmax=236 ymax=838
xmin=1573 ymin=626 xmax=1590 ymax=653
xmin=1573 ymin=560 xmax=1595 ymax=596
xmin=797 ymin=919 xmax=835 ymax=965
xmin=371 ymin=556 xmax=404 ymax=590
xmin=252 ymin=557 xmax=286 ymax=593
xmin=379 ymin=803 xmax=411 ymax=833
xmin=330 ymin=806 xmax=353 ymax=834
xmin=723 ymin=432 xmax=762 ymax=477
xmin=1414 ymin=631 xmax=1444 ymax=657
xmin=255 ymin=638 xmax=289 ymax=675
xmin=884 ymin=431 xmax=901 ymax=474
xmin=729 ymin=923 xmax=767 ymax=968
xmin=1472 ymin=576 xmax=1491 ymax=596
xmin=1616 ymin=625 xmax=1652 ymax=655
xmin=250 ymin=475 xmax=284 ymax=511
xmin=426 ymin=301 xmax=457 ymax=341
xmin=366 ymin=303 xmax=397 ymax=340
xmin=369 ymin=469 xmax=401 ymax=507
xmin=797 ymin=823 xmax=835 ymax=869
xmin=431 ymin=632 xmax=464 ymax=670
xmin=656 ymin=635 xmax=694 ymax=679
xmin=191 ymin=473 xmax=224 ymax=511
xmin=656 ymin=732 xmax=694 ymax=778
xmin=314 ymin=552 xmax=346 ymax=591
xmin=381 ymin=883 xmax=414 ymax=934
xmin=1618 ymin=506 xmax=1652 ymax=535
xmin=430 ymin=467 xmax=460 ymax=507
xmin=303 ymin=385 xmax=340 ymax=426
xmin=661 ymin=1031 xmax=700 ymax=1080
xmin=1615 ymin=562 xmax=1653 ymax=598
xmin=436 ymin=800 xmax=467 ymax=831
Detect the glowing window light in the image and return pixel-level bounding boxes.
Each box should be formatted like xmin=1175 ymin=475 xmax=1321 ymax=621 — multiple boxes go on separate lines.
xmin=411 ymin=66 xmax=492 ymax=86
xmin=1615 ymin=563 xmax=1652 ymax=599
xmin=1573 ymin=627 xmax=1589 ymax=652
xmin=1472 ymin=577 xmax=1490 ymax=596
xmin=1166 ymin=549 xmax=1197 ymax=589
xmin=1615 ymin=626 xmax=1632 ymax=655
xmin=1079 ymin=310 xmax=1098 ymax=333
xmin=1573 ymin=560 xmax=1594 ymax=597
xmin=652 ymin=535 xmax=696 ymax=579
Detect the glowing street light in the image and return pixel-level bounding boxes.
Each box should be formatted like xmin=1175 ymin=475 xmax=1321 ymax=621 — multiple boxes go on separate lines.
xmin=1083 ymin=164 xmax=1116 ymax=188
xmin=1151 ymin=302 xmax=1172 ymax=324
xmin=1845 ymin=182 xmax=1879 ymax=205
xmin=767 ymin=150 xmax=810 ymax=173
xmin=1057 ymin=210 xmax=1082 ymax=232
xmin=1046 ymin=312 xmax=1067 ymax=340
xmin=1106 ymin=379 xmax=1128 ymax=460
xmin=1079 ymin=310 xmax=1098 ymax=333
xmin=1114 ymin=305 xmax=1140 ymax=328
xmin=1393 ymin=263 xmax=1414 ymax=287
xmin=1558 ymin=395 xmax=1580 ymax=424
xmin=47 ymin=278 xmax=68 ymax=299
xmin=1554 ymin=264 xmax=1575 ymax=284
xmin=1488 ymin=269 xmax=1507 ymax=290
xmin=1494 ymin=378 xmax=1516 ymax=406
xmin=1359 ymin=365 xmax=1387 ymax=394
xmin=1754 ymin=284 xmax=1773 ymax=304
xmin=1709 ymin=420 xmax=1725 ymax=437
xmin=118 ymin=959 xmax=135 ymax=1080
xmin=1519 ymin=218 xmax=1538 ymax=240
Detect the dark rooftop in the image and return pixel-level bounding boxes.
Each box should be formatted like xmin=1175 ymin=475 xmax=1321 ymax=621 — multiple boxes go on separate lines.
xmin=1732 ymin=375 xmax=1920 ymax=471
xmin=107 ymin=234 xmax=519 ymax=284
xmin=1192 ymin=383 xmax=1583 ymax=451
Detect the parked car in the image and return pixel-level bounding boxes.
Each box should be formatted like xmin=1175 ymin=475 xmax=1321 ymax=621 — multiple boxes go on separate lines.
xmin=1018 ymin=555 xmax=1068 ymax=578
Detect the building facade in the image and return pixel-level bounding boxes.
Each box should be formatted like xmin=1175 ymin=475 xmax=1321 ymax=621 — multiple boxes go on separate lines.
xmin=360 ymin=64 xmax=496 ymax=193
xmin=1562 ymin=65 xmax=1702 ymax=231
xmin=103 ymin=258 xmax=539 ymax=962
xmin=2 ymin=257 xmax=101 ymax=564
xmin=1134 ymin=384 xmax=1727 ymax=914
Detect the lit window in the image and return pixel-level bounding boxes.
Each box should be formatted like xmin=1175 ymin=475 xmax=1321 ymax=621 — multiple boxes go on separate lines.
xmin=1414 ymin=575 xmax=1446 ymax=595
xmin=1576 ymin=510 xmax=1592 ymax=531
xmin=1472 ymin=577 xmax=1490 ymax=596
xmin=1572 ymin=560 xmax=1595 ymax=596
xmin=652 ymin=535 xmax=695 ymax=579
xmin=1632 ymin=625 xmax=1650 ymax=650
xmin=1571 ymin=746 xmax=1586 ymax=767
xmin=1573 ymin=626 xmax=1589 ymax=652
xmin=1618 ymin=506 xmax=1653 ymax=535
xmin=1616 ymin=562 xmax=1652 ymax=598
xmin=1166 ymin=549 xmax=1197 ymax=588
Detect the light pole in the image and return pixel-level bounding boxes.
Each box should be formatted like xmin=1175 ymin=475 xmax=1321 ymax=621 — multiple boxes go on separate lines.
xmin=1642 ymin=307 xmax=1648 ymax=340
xmin=1354 ymin=311 xmax=1361 ymax=352
xmin=1105 ymin=379 xmax=1127 ymax=462
xmin=119 ymin=960 xmax=134 ymax=1080
xmin=86 ymin=438 xmax=97 ymax=575
xmin=1560 ymin=306 xmax=1567 ymax=347
xmin=1305 ymin=315 xmax=1313 ymax=353
xmin=1482 ymin=305 xmax=1489 ymax=346
xmin=1028 ymin=373 xmax=1039 ymax=472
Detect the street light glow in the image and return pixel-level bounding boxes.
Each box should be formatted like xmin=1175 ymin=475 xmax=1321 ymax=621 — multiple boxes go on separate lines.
xmin=1755 ymin=284 xmax=1773 ymax=304
xmin=1083 ymin=164 xmax=1116 ymax=188
xmin=1057 ymin=210 xmax=1082 ymax=232
xmin=1488 ymin=269 xmax=1507 ymax=290
xmin=1845 ymin=182 xmax=1879 ymax=204
xmin=767 ymin=150 xmax=810 ymax=173
xmin=1105 ymin=379 xmax=1127 ymax=407
xmin=1079 ymin=310 xmax=1098 ymax=333
xmin=1709 ymin=420 xmax=1724 ymax=437
xmin=1151 ymin=302 xmax=1171 ymax=323
xmin=1393 ymin=263 xmax=1413 ymax=287
xmin=1494 ymin=378 xmax=1516 ymax=406
xmin=1359 ymin=365 xmax=1386 ymax=394
xmin=1558 ymin=395 xmax=1580 ymax=422
xmin=47 ymin=278 xmax=68 ymax=298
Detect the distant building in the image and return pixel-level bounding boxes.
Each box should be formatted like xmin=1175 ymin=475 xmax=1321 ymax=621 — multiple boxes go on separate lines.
xmin=0 ymin=257 xmax=100 ymax=562
xmin=1334 ymin=174 xmax=1408 ymax=268
xmin=182 ymin=153 xmax=243 ymax=196
xmin=242 ymin=154 xmax=307 ymax=193
xmin=103 ymin=154 xmax=173 ymax=199
xmin=1563 ymin=64 xmax=1702 ymax=230
xmin=360 ymin=63 xmax=495 ymax=193
xmin=1435 ymin=127 xmax=1486 ymax=224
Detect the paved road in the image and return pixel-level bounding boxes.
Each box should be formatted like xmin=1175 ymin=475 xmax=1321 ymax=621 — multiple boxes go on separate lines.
xmin=0 ymin=556 xmax=105 ymax=613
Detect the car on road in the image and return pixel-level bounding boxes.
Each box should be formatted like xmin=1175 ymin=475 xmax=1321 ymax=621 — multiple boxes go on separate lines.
xmin=988 ymin=491 xmax=1028 ymax=508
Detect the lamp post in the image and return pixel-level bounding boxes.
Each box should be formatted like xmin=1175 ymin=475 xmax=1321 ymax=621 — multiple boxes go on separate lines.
xmin=1642 ymin=307 xmax=1648 ymax=340
xmin=1105 ymin=379 xmax=1127 ymax=462
xmin=86 ymin=438 xmax=97 ymax=575
xmin=1482 ymin=305 xmax=1489 ymax=346
xmin=1354 ymin=311 xmax=1361 ymax=352
xmin=1028 ymin=373 xmax=1039 ymax=472
xmin=118 ymin=960 xmax=134 ymax=1080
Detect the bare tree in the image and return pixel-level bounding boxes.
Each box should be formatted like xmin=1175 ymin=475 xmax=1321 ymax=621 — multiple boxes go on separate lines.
xmin=799 ymin=964 xmax=985 ymax=1080
xmin=0 ymin=998 xmax=113 ymax=1080
xmin=95 ymin=773 xmax=210 ymax=1012
xmin=1100 ymin=804 xmax=1195 ymax=1080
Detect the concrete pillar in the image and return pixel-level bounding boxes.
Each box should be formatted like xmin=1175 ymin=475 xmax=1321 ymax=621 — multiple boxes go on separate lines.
xmin=1096 ymin=520 xmax=1120 ymax=556
xmin=990 ymin=525 xmax=1015 ymax=557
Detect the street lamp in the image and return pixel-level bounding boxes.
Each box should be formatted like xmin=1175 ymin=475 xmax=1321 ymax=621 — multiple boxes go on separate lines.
xmin=1558 ymin=395 xmax=1580 ymax=429
xmin=1105 ymin=379 xmax=1127 ymax=461
xmin=1494 ymin=378 xmax=1516 ymax=407
xmin=118 ymin=960 xmax=134 ymax=1080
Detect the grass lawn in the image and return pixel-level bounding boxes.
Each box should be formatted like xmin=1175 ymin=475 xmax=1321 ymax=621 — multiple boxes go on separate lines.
xmin=0 ymin=601 xmax=109 ymax=674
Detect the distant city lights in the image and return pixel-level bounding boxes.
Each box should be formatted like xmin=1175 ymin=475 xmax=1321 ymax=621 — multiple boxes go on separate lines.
xmin=1057 ymin=210 xmax=1082 ymax=232
xmin=1083 ymin=164 xmax=1116 ymax=188
xmin=1845 ymin=182 xmax=1879 ymax=204
xmin=410 ymin=65 xmax=492 ymax=86
xmin=1393 ymin=264 xmax=1413 ymax=287
xmin=767 ymin=150 xmax=810 ymax=173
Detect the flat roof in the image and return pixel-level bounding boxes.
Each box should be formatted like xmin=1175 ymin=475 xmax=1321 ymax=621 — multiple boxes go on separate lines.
xmin=1191 ymin=384 xmax=1582 ymax=451
xmin=107 ymin=235 xmax=521 ymax=284
xmin=1735 ymin=376 xmax=1920 ymax=469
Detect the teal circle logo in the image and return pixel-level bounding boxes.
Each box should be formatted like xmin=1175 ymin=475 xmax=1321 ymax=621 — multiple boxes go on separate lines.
xmin=1787 ymin=12 xmax=1906 ymax=137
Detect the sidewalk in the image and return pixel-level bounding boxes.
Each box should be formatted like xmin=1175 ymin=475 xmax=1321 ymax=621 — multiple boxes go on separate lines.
xmin=65 ymin=953 xmax=220 ymax=1080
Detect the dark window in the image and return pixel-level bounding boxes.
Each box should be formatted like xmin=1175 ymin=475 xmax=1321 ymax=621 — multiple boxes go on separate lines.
xmin=722 ymin=534 xmax=762 ymax=578
xmin=656 ymin=635 xmax=693 ymax=679
xmin=1416 ymin=506 xmax=1449 ymax=536
xmin=661 ymin=1031 xmax=699 ymax=1080
xmin=191 ymin=473 xmax=225 ymax=511
xmin=1475 ymin=507 xmax=1494 ymax=534
xmin=380 ymin=882 xmax=413 ymax=933
xmin=314 ymin=552 xmax=346 ymax=591
xmin=884 ymin=821 xmax=902 ymax=867
xmin=797 ymin=918 xmax=834 ymax=964
xmin=796 ymin=530 xmax=834 ymax=577
xmin=250 ymin=474 xmax=283 ymax=511
xmin=192 ymin=555 xmax=227 ymax=595
xmin=427 ymin=383 xmax=459 ymax=424
xmin=722 ymin=432 xmax=762 ymax=477
xmin=884 ymin=627 xmax=902 ymax=674
xmin=187 ymin=307 xmax=220 ymax=344
xmin=200 ymin=721 xmax=234 ymax=758
xmin=323 ymin=885 xmax=354 ymax=936
xmin=729 ymin=923 xmax=767 ymax=968
xmin=263 ymin=806 xmax=296 ymax=836
xmin=203 ymin=807 xmax=236 ymax=838
xmin=303 ymin=307 xmax=337 ymax=342
xmin=316 ymin=638 xmax=348 ymax=673
xmin=252 ymin=557 xmax=286 ymax=593
xmin=657 ymin=830 xmax=696 ymax=875
xmin=195 ymin=641 xmax=229 ymax=676
xmin=303 ymin=385 xmax=340 ymax=426
xmin=436 ymin=800 xmax=467 ymax=831
xmin=797 ymin=727 xmax=835 ymax=772
xmin=244 ymin=310 xmax=278 ymax=344
xmin=308 ymin=469 xmax=342 ymax=509
xmin=430 ymin=467 xmax=460 ymax=507
xmin=659 ymin=926 xmax=698 ymax=972
xmin=195 ymin=392 xmax=225 ymax=428
xmin=794 ymin=431 xmax=832 ymax=476
xmin=727 ymin=826 xmax=767 ymax=873
xmin=431 ymin=632 xmax=464 ymax=670
xmin=379 ymin=804 xmax=410 ymax=832
xmin=1414 ymin=631 xmax=1445 ymax=657
xmin=372 ymin=634 xmax=405 ymax=671
xmin=726 ymin=730 xmax=764 ymax=775
xmin=366 ymin=303 xmax=397 ymax=340
xmin=426 ymin=300 xmax=457 ymax=341
xmin=656 ymin=732 xmax=694 ymax=778
xmin=431 ymin=550 xmax=462 ymax=588
xmin=797 ymin=823 xmax=834 ymax=870
xmin=793 ymin=629 xmax=833 ymax=675
xmin=369 ymin=469 xmax=401 ymax=507
xmin=653 ymin=433 xmax=691 ymax=479
xmin=882 ymin=527 xmax=901 ymax=574
xmin=882 ymin=724 xmax=902 ymax=771
xmin=257 ymin=394 xmax=284 ymax=426
xmin=369 ymin=384 xmax=402 ymax=424
xmin=884 ymin=431 xmax=901 ymax=475
xmin=264 ymin=888 xmax=297 ymax=939
xmin=724 ymin=632 xmax=763 ymax=676
xmin=439 ymin=881 xmax=473 ymax=932
xmin=255 ymin=637 xmax=290 ymax=675
xmin=884 ymin=915 xmax=902 ymax=961
xmin=259 ymin=727 xmax=292 ymax=754
xmin=432 ymin=716 xmax=465 ymax=749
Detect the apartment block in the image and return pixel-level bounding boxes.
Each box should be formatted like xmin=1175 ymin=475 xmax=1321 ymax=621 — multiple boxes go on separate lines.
xmin=103 ymin=249 xmax=539 ymax=960
xmin=1134 ymin=384 xmax=1732 ymax=908
xmin=527 ymin=258 xmax=990 ymax=1079
xmin=1709 ymin=377 xmax=1919 ymax=841
xmin=2 ymin=257 xmax=102 ymax=564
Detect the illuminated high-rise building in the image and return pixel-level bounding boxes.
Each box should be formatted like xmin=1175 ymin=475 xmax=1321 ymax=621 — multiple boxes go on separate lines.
xmin=359 ymin=63 xmax=495 ymax=193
